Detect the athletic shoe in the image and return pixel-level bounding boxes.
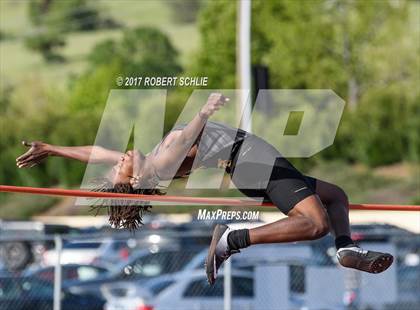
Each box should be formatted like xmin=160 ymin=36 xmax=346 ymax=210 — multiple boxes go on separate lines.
xmin=336 ymin=244 xmax=394 ymax=274
xmin=205 ymin=224 xmax=240 ymax=285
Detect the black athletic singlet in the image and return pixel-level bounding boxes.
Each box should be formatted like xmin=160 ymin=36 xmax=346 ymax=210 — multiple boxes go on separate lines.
xmin=153 ymin=121 xmax=317 ymax=214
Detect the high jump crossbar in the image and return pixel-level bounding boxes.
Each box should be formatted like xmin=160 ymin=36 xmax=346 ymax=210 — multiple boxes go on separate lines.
xmin=0 ymin=185 xmax=419 ymax=212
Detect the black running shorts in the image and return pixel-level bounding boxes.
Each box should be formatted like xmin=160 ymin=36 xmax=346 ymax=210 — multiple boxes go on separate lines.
xmin=227 ymin=135 xmax=317 ymax=215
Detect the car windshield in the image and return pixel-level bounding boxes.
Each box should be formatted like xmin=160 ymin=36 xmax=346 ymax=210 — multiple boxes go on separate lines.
xmin=117 ymin=249 xmax=201 ymax=279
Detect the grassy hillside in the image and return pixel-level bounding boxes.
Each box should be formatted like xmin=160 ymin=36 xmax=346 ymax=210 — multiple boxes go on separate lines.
xmin=0 ymin=0 xmax=199 ymax=85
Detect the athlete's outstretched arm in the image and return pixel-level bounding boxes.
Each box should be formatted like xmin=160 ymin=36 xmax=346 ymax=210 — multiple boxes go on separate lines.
xmin=152 ymin=93 xmax=229 ymax=175
xmin=179 ymin=92 xmax=229 ymax=145
xmin=16 ymin=141 xmax=123 ymax=168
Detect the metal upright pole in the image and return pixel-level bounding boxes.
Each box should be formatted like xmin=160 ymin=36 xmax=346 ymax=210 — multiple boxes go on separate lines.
xmin=224 ymin=259 xmax=232 ymax=310
xmin=237 ymin=0 xmax=252 ymax=132
xmin=226 ymin=1 xmax=252 ymax=309
xmin=53 ymin=234 xmax=62 ymax=310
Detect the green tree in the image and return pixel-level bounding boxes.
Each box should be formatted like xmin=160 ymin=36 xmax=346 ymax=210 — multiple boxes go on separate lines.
xmin=191 ymin=0 xmax=418 ymax=166
xmin=87 ymin=39 xmax=118 ymax=67
xmin=28 ymin=0 xmax=113 ymax=32
xmin=191 ymin=0 xmax=237 ymax=88
xmin=87 ymin=27 xmax=181 ymax=77
xmin=24 ymin=31 xmax=65 ymax=62
xmin=168 ymin=0 xmax=203 ymax=24
xmin=71 ymin=27 xmax=182 ymax=112
xmin=25 ymin=0 xmax=120 ymax=62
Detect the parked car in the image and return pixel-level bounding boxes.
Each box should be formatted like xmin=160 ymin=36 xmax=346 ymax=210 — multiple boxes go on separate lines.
xmin=24 ymin=264 xmax=109 ymax=284
xmin=102 ymin=240 xmax=333 ymax=310
xmin=0 ymin=275 xmax=104 ymax=310
xmin=157 ymin=269 xmax=253 ymax=310
xmin=350 ymin=223 xmax=414 ymax=243
xmin=64 ymin=245 xmax=205 ymax=298
xmin=42 ymin=240 xmax=104 ymax=265
xmin=132 ymin=227 xmax=212 ymax=250
xmin=91 ymin=232 xmax=188 ymax=269
xmin=0 ymin=221 xmax=78 ymax=271
xmin=92 ymin=238 xmax=137 ymax=268
xmin=103 ymin=269 xmax=254 ymax=310
xmin=102 ymin=281 xmax=155 ymax=310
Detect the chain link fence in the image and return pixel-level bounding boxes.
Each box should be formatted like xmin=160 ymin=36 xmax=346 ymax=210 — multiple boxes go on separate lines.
xmin=0 ymin=221 xmax=418 ymax=310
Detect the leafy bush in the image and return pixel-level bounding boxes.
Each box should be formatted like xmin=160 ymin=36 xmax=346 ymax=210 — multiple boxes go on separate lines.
xmin=167 ymin=0 xmax=204 ymax=24
xmin=351 ymin=88 xmax=419 ymax=166
xmin=87 ymin=27 xmax=181 ymax=78
xmin=72 ymin=26 xmax=182 ymax=112
xmin=24 ymin=31 xmax=65 ymax=62
xmin=0 ymin=30 xmax=14 ymax=41
xmin=28 ymin=0 xmax=118 ymax=32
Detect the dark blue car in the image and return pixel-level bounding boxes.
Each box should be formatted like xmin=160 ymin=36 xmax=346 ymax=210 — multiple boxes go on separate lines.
xmin=0 ymin=275 xmax=104 ymax=310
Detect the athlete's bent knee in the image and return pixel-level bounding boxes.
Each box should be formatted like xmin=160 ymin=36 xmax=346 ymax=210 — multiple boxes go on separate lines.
xmin=309 ymin=213 xmax=329 ymax=240
xmin=291 ymin=195 xmax=330 ymax=239
xmin=307 ymin=221 xmax=328 ymax=240
xmin=313 ymin=221 xmax=329 ymax=239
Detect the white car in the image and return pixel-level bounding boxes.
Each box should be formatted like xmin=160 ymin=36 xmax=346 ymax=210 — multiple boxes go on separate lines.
xmin=42 ymin=240 xmax=104 ymax=266
xmin=104 ymin=269 xmax=254 ymax=310
xmin=102 ymin=281 xmax=154 ymax=310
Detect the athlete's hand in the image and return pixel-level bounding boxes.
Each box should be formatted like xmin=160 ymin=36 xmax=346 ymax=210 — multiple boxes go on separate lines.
xmin=16 ymin=141 xmax=52 ymax=168
xmin=200 ymin=93 xmax=230 ymax=118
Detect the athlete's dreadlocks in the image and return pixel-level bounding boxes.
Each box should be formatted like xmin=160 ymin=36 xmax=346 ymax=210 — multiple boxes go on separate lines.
xmin=90 ymin=179 xmax=165 ymax=231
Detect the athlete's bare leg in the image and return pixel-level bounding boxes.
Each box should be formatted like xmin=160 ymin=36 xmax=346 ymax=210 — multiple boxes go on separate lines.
xmin=249 ymin=195 xmax=329 ymax=244
xmin=248 ymin=180 xmax=352 ymax=244
xmin=206 ymin=182 xmax=393 ymax=285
